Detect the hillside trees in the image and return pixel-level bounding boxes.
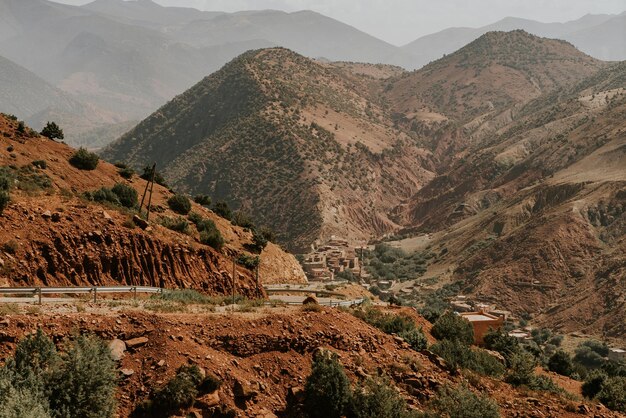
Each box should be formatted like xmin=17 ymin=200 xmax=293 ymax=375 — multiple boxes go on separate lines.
xmin=40 ymin=122 xmax=64 ymax=140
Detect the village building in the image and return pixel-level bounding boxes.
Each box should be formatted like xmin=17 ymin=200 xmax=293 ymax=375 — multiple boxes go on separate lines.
xmin=609 ymin=348 xmax=626 ymax=363
xmin=302 ymin=236 xmax=360 ymax=281
xmin=459 ymin=311 xmax=504 ymax=345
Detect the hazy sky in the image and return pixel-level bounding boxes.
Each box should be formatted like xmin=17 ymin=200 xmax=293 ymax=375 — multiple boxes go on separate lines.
xmin=53 ymin=0 xmax=626 ymax=45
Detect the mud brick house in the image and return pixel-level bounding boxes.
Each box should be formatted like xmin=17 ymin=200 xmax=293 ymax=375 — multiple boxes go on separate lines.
xmin=459 ymin=311 xmax=504 ymax=345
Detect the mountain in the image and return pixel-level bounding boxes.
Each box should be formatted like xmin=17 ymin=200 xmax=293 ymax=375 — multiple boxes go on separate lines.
xmin=393 ymin=59 xmax=626 ymax=337
xmin=0 ymin=112 xmax=305 ymax=289
xmin=0 ymin=53 xmax=78 ymax=119
xmin=102 ymin=48 xmax=435 ymax=251
xmin=387 ymin=31 xmax=604 ymax=124
xmin=403 ymin=13 xmax=625 ymax=69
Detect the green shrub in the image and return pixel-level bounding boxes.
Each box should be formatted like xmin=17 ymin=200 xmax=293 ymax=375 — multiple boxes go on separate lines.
xmin=159 ymin=217 xmax=189 ymax=234
xmin=431 ymin=339 xmax=504 ymax=377
xmin=193 ymin=195 xmax=211 ymax=206
xmin=505 ymin=352 xmax=536 ymax=386
xmin=10 ymin=329 xmax=59 ymax=396
xmin=212 ymin=201 xmax=232 ymax=221
xmin=349 ymin=376 xmax=414 ymax=418
xmin=237 ymin=254 xmax=260 ymax=269
xmin=304 ymin=350 xmax=351 ymax=418
xmin=399 ymin=328 xmax=428 ymax=351
xmin=69 ymin=148 xmax=99 ymax=170
xmin=111 ymin=183 xmax=138 ymax=208
xmin=151 ymin=365 xmax=201 ymax=415
xmin=597 ymin=376 xmax=626 ymax=412
xmin=232 ymin=211 xmax=254 ymax=228
xmin=582 ymin=370 xmax=607 ymax=399
xmin=431 ymin=311 xmax=474 ymax=345
xmin=199 ymin=222 xmax=224 ymax=250
xmin=167 ymin=195 xmax=191 ymax=215
xmin=0 ymin=370 xmax=51 ymax=418
xmin=86 ymin=188 xmax=120 ymax=205
xmin=246 ymin=229 xmax=268 ymax=253
xmin=118 ymin=167 xmax=134 ymax=179
xmin=548 ymin=350 xmax=574 ymax=377
xmin=483 ymin=329 xmax=520 ymax=365
xmin=40 ymin=122 xmax=64 ymax=140
xmin=353 ymin=308 xmax=416 ymax=335
xmin=49 ymin=334 xmax=117 ymax=418
xmin=0 ymin=191 xmax=9 ymax=215
xmin=430 ymin=385 xmax=499 ymax=418
xmin=31 ymin=160 xmax=47 ymax=169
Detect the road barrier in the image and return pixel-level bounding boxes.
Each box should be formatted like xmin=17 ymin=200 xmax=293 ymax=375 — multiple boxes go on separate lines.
xmin=0 ymin=286 xmax=162 ymax=304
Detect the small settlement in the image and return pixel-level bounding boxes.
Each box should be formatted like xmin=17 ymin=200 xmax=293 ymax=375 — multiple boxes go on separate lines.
xmin=301 ymin=236 xmax=361 ymax=281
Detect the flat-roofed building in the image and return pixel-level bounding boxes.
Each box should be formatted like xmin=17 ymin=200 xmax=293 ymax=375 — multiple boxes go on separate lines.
xmin=459 ymin=311 xmax=504 ymax=345
xmin=609 ymin=348 xmax=626 ymax=362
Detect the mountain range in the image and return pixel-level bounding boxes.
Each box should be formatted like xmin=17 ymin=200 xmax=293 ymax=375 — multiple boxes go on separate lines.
xmin=0 ymin=0 xmax=623 ymax=147
xmin=102 ymin=29 xmax=626 ymax=338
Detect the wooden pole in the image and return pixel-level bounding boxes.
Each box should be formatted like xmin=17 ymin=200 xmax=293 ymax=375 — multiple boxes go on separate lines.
xmin=232 ymin=257 xmax=236 ymax=309
xmin=146 ymin=163 xmax=156 ymax=221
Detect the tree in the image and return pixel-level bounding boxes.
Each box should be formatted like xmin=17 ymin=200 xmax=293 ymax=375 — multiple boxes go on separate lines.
xmin=431 ymin=311 xmax=474 ymax=345
xmin=505 ymin=352 xmax=536 ymax=387
xmin=548 ymin=350 xmax=574 ymax=377
xmin=304 ymin=350 xmax=351 ymax=418
xmin=40 ymin=122 xmax=64 ymax=140
xmin=49 ymin=334 xmax=117 ymax=418
xmin=399 ymin=328 xmax=428 ymax=351
xmin=140 ymin=166 xmax=167 ymax=186
xmin=483 ymin=328 xmax=520 ymax=365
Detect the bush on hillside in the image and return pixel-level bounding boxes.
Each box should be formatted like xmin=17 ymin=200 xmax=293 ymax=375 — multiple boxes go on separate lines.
xmin=193 ymin=195 xmax=211 ymax=206
xmin=431 ymin=339 xmax=504 ymax=377
xmin=399 ymin=328 xmax=428 ymax=351
xmin=304 ymin=350 xmax=351 ymax=418
xmin=49 ymin=334 xmax=117 ymax=418
xmin=111 ymin=183 xmax=138 ymax=208
xmin=232 ymin=211 xmax=254 ymax=229
xmin=151 ymin=365 xmax=203 ymax=415
xmin=483 ymin=329 xmax=521 ymax=365
xmin=212 ymin=201 xmax=232 ymax=221
xmin=582 ymin=370 xmax=607 ymax=399
xmin=0 ymin=191 xmax=9 ymax=215
xmin=167 ymin=194 xmax=191 ymax=215
xmin=86 ymin=188 xmax=120 ymax=206
xmin=69 ymin=148 xmax=99 ymax=170
xmin=548 ymin=350 xmax=574 ymax=377
xmin=597 ymin=376 xmax=626 ymax=413
xmin=349 ymin=375 xmax=419 ymax=418
xmin=40 ymin=122 xmax=64 ymax=140
xmin=353 ymin=307 xmax=416 ymax=335
xmin=430 ymin=385 xmax=500 ymax=418
xmin=431 ymin=311 xmax=474 ymax=345
xmin=505 ymin=351 xmax=536 ymax=387
xmin=159 ymin=217 xmax=189 ymax=234
xmin=31 ymin=160 xmax=47 ymax=170
xmin=118 ymin=167 xmax=134 ymax=179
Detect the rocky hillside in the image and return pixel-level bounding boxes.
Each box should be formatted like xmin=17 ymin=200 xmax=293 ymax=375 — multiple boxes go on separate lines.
xmin=103 ymin=48 xmax=435 ymax=252
xmin=0 ymin=114 xmax=306 ymax=292
xmin=387 ymin=31 xmax=604 ymax=124
xmin=0 ymin=306 xmax=620 ymax=417
xmin=396 ymin=60 xmax=626 ymax=338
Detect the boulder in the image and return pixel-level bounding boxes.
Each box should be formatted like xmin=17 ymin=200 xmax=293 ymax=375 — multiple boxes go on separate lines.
xmin=108 ymin=338 xmax=126 ymax=361
xmin=125 ymin=336 xmax=148 ymax=349
xmin=132 ymin=215 xmax=149 ymax=230
xmin=233 ymin=379 xmax=258 ymax=399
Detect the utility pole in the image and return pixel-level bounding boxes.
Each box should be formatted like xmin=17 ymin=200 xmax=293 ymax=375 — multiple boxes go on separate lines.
xmin=232 ymin=256 xmax=236 ymax=309
xmin=139 ymin=163 xmax=157 ymax=221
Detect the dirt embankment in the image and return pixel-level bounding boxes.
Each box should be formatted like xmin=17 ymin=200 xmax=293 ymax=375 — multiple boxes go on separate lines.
xmin=0 ymin=308 xmax=620 ymax=418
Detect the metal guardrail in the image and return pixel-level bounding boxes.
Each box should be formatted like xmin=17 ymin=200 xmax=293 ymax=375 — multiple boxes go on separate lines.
xmin=0 ymin=286 xmax=163 ymax=304
xmin=273 ymin=297 xmax=365 ymax=307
